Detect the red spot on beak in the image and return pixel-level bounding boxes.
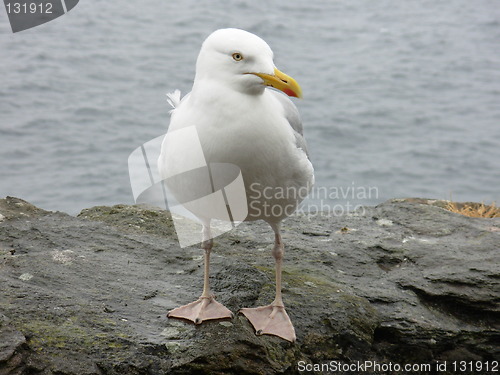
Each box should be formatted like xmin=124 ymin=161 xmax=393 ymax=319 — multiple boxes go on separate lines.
xmin=283 ymin=88 xmax=298 ymax=98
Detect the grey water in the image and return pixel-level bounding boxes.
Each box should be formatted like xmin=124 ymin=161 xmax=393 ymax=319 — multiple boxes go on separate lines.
xmin=1 ymin=0 xmax=499 ymax=215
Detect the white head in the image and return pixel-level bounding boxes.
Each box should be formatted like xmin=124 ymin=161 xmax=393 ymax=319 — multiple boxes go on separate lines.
xmin=194 ymin=28 xmax=302 ymax=98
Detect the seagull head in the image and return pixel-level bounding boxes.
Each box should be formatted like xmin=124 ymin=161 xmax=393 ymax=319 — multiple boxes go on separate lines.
xmin=194 ymin=28 xmax=302 ymax=98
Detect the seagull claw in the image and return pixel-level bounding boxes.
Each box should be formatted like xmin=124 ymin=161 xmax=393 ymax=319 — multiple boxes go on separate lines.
xmin=168 ymin=296 xmax=233 ymax=324
xmin=240 ymin=304 xmax=296 ymax=342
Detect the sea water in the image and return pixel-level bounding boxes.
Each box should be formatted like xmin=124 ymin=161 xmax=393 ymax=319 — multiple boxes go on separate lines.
xmin=1 ymin=0 xmax=499 ymax=215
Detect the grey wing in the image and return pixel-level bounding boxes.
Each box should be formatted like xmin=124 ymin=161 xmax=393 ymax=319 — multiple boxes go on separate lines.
xmin=271 ymin=91 xmax=309 ymax=157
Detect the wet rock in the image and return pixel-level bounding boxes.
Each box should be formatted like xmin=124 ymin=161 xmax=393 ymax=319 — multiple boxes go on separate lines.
xmin=0 ymin=197 xmax=498 ymax=374
xmin=0 ymin=314 xmax=26 ymax=375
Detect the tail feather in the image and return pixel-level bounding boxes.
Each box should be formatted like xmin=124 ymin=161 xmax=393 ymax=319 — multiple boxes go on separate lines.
xmin=166 ymin=89 xmax=182 ymax=115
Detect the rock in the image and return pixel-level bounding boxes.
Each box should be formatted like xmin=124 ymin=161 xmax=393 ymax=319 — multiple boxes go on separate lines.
xmin=0 ymin=196 xmax=499 ymax=374
xmin=0 ymin=314 xmax=26 ymax=375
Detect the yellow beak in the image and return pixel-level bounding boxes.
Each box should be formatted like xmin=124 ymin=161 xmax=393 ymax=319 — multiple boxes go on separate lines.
xmin=251 ymin=67 xmax=302 ymax=98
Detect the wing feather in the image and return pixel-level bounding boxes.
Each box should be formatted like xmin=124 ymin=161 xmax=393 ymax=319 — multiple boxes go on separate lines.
xmin=270 ymin=91 xmax=309 ymax=157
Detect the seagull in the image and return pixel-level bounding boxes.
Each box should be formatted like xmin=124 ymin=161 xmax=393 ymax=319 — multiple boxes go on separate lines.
xmin=159 ymin=28 xmax=314 ymax=342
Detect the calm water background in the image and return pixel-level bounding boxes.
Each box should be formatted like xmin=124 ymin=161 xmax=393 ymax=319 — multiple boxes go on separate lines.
xmin=1 ymin=0 xmax=499 ymax=215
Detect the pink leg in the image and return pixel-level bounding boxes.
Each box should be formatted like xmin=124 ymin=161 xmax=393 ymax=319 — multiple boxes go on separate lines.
xmin=240 ymin=223 xmax=296 ymax=342
xmin=167 ymin=224 xmax=233 ymax=324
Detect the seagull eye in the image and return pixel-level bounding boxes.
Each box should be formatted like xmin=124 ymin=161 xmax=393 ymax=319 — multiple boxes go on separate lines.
xmin=232 ymin=53 xmax=244 ymax=61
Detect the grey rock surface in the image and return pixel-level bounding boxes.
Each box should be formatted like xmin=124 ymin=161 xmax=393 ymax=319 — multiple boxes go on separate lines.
xmin=0 ymin=196 xmax=499 ymax=374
